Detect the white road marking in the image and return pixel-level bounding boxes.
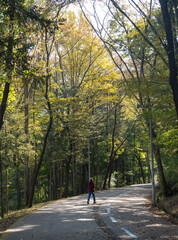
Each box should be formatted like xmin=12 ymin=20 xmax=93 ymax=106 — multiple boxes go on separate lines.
xmin=107 ymin=208 xmax=111 ymax=213
xmin=119 ymin=193 xmax=126 ymax=197
xmin=110 ymin=217 xmax=117 ymax=222
xmin=121 ymin=228 xmax=137 ymax=239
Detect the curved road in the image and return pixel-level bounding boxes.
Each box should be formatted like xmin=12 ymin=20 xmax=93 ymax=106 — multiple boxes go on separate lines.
xmin=1 ymin=184 xmax=178 ymax=240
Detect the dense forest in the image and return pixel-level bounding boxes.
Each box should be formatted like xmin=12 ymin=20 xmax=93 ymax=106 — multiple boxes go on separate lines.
xmin=0 ymin=0 xmax=177 ymax=217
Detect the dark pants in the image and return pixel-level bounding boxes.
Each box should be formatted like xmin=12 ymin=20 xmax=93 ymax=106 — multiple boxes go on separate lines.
xmin=87 ymin=192 xmax=96 ymax=202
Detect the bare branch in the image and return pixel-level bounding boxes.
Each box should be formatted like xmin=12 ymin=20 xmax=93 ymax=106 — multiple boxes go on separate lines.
xmin=110 ymin=0 xmax=168 ymax=66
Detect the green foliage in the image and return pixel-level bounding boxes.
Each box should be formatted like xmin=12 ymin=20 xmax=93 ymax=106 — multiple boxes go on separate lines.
xmin=164 ymin=166 xmax=178 ymax=193
xmin=0 ymin=0 xmax=177 ymax=214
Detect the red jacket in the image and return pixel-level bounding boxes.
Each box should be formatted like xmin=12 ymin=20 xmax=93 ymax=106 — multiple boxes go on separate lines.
xmin=88 ymin=180 xmax=95 ymax=192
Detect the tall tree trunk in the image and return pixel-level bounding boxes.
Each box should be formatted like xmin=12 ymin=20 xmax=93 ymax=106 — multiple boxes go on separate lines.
xmin=0 ymin=83 xmax=10 ymax=132
xmin=6 ymin=169 xmax=8 ymax=213
xmin=28 ymin=77 xmax=53 ymax=207
xmin=144 ymin=112 xmax=167 ymax=195
xmin=103 ymin=120 xmax=133 ymax=189
xmin=53 ymin=162 xmax=57 ymax=200
xmin=28 ymin=27 xmax=54 ymax=208
xmin=103 ymin=104 xmax=117 ymax=189
xmin=121 ymin=155 xmax=125 ymax=183
xmin=159 ymin=0 xmax=178 ymax=118
xmin=62 ymin=160 xmax=71 ymax=198
xmin=138 ymin=169 xmax=141 ymax=184
xmin=81 ymin=164 xmax=87 ymax=194
xmin=72 ymin=149 xmax=76 ymax=196
xmin=146 ymin=150 xmax=151 ymax=182
xmin=108 ymin=166 xmax=113 ymax=188
xmin=24 ymin=84 xmax=30 ymax=207
xmin=14 ymin=154 xmax=21 ymax=210
xmin=103 ymin=156 xmax=115 ymax=189
xmin=28 ymin=113 xmax=52 ymax=208
xmin=136 ymin=154 xmax=146 ymax=183
xmin=36 ymin=178 xmax=40 ymax=202
xmin=63 ymin=139 xmax=72 ymax=198
xmin=49 ymin=167 xmax=52 ymax=201
xmin=152 ymin=129 xmax=168 ymax=196
xmin=115 ymin=157 xmax=120 ymax=187
xmin=0 ymin=144 xmax=4 ymax=218
xmin=4 ymin=127 xmax=9 ymax=213
xmin=59 ymin=162 xmax=63 ymax=199
xmin=0 ymin=1 xmax=14 ymax=131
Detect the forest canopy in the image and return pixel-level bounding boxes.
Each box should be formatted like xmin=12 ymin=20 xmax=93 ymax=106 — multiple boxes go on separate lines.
xmin=0 ymin=0 xmax=177 ymax=215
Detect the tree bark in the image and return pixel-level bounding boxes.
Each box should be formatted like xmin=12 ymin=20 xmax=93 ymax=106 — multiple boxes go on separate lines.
xmin=72 ymin=154 xmax=77 ymax=196
xmin=0 ymin=83 xmax=10 ymax=132
xmin=28 ymin=26 xmax=54 ymax=208
xmin=6 ymin=169 xmax=8 ymax=213
xmin=80 ymin=164 xmax=87 ymax=194
xmin=159 ymin=0 xmax=178 ymax=118
xmin=152 ymin=129 xmax=168 ymax=196
xmin=136 ymin=154 xmax=146 ymax=184
xmin=59 ymin=162 xmax=63 ymax=199
xmin=24 ymin=84 xmax=30 ymax=207
xmin=108 ymin=166 xmax=113 ymax=188
xmin=28 ymin=73 xmax=53 ymax=207
xmin=53 ymin=162 xmax=57 ymax=200
xmin=14 ymin=154 xmax=21 ymax=210
xmin=146 ymin=150 xmax=151 ymax=182
xmin=62 ymin=160 xmax=71 ymax=198
xmin=103 ymin=104 xmax=117 ymax=189
xmin=49 ymin=167 xmax=52 ymax=201
xmin=0 ymin=144 xmax=4 ymax=218
xmin=28 ymin=112 xmax=52 ymax=208
xmin=0 ymin=0 xmax=14 ymax=131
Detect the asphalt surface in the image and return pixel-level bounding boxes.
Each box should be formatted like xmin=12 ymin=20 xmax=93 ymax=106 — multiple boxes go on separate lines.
xmin=1 ymin=184 xmax=178 ymax=240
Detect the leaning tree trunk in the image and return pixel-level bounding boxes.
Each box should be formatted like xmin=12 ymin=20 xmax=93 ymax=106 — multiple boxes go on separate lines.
xmin=28 ymin=26 xmax=54 ymax=208
xmin=0 ymin=1 xmax=14 ymax=131
xmin=103 ymin=104 xmax=117 ymax=189
xmin=0 ymin=83 xmax=10 ymax=132
xmin=28 ymin=112 xmax=52 ymax=208
xmin=103 ymin=156 xmax=115 ymax=190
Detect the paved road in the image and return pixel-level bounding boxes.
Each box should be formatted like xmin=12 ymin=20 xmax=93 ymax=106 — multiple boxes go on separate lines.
xmin=1 ymin=184 xmax=178 ymax=240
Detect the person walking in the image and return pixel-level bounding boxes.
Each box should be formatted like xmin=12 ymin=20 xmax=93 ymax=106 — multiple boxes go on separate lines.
xmin=87 ymin=178 xmax=96 ymax=204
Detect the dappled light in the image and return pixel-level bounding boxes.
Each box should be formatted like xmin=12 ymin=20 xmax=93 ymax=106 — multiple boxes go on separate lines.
xmin=7 ymin=224 xmax=40 ymax=233
xmin=76 ymin=218 xmax=94 ymax=222
xmin=0 ymin=0 xmax=177 ymax=239
xmin=2 ymin=184 xmax=178 ymax=239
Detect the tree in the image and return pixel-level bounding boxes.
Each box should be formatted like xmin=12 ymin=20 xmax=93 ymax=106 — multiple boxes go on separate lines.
xmin=79 ymin=0 xmax=172 ymax=196
xmin=158 ymin=0 xmax=178 ymax=117
xmin=109 ymin=0 xmax=178 ymax=118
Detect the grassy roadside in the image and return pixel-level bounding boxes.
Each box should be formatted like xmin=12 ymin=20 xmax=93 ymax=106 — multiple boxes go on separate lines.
xmin=147 ymin=193 xmax=178 ymax=225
